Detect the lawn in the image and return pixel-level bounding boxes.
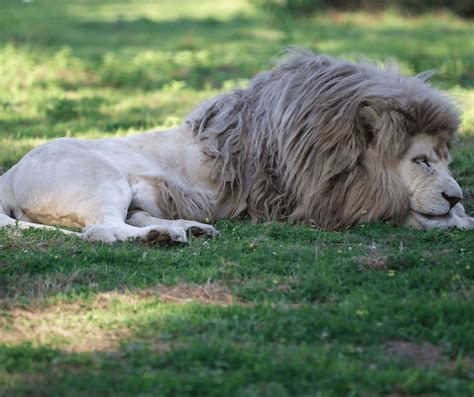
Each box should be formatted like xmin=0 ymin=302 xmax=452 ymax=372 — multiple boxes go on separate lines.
xmin=0 ymin=0 xmax=473 ymax=396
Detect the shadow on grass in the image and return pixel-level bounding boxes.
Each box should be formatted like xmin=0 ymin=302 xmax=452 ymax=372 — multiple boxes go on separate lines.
xmin=1 ymin=294 xmax=473 ymax=396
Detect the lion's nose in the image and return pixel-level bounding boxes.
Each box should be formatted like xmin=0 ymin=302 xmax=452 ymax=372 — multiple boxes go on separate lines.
xmin=442 ymin=192 xmax=461 ymax=208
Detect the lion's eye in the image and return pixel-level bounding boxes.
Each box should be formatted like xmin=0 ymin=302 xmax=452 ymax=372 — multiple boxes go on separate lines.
xmin=413 ymin=157 xmax=430 ymax=167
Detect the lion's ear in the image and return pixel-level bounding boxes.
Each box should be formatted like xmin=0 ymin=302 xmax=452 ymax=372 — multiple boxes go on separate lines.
xmin=357 ymin=105 xmax=378 ymax=145
xmin=358 ymin=105 xmax=405 ymax=160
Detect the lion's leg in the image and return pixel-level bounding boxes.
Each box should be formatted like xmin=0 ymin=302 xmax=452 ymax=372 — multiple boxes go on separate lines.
xmin=126 ymin=210 xmax=219 ymax=238
xmin=0 ymin=178 xmax=80 ymax=236
xmin=82 ymin=220 xmax=188 ymax=244
xmin=81 ymin=197 xmax=189 ymax=244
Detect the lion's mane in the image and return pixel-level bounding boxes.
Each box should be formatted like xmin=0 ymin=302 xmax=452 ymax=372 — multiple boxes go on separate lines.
xmin=186 ymin=50 xmax=460 ymax=229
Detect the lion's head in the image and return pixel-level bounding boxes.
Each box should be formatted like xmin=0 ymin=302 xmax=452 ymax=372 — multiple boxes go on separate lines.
xmin=187 ymin=49 xmax=471 ymax=230
xmin=397 ymin=133 xmax=472 ymax=230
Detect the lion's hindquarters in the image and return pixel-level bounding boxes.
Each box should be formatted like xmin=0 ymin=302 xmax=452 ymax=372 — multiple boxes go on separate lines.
xmin=0 ymin=172 xmax=77 ymax=237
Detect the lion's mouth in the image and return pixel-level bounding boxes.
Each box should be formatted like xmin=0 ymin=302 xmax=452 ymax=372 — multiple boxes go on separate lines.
xmin=413 ymin=210 xmax=452 ymax=221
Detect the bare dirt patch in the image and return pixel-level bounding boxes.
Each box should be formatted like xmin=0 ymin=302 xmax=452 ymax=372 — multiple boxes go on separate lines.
xmin=356 ymin=252 xmax=390 ymax=271
xmin=385 ymin=341 xmax=443 ymax=367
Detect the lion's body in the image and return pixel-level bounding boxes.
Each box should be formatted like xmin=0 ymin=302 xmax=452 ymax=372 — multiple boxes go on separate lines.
xmin=0 ymin=126 xmax=221 ymax=242
xmin=0 ymin=50 xmax=472 ymax=243
xmin=1 ymin=126 xmax=215 ymax=225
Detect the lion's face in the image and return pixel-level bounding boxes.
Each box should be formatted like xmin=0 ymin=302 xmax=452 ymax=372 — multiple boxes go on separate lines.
xmin=396 ymin=133 xmax=464 ymax=229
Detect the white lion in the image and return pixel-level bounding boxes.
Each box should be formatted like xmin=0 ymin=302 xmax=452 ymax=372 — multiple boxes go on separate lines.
xmin=0 ymin=51 xmax=473 ymax=243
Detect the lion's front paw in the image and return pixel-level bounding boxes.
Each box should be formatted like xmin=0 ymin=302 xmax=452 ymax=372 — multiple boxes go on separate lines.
xmin=82 ymin=225 xmax=117 ymax=243
xmin=143 ymin=227 xmax=188 ymax=245
xmin=453 ymin=216 xmax=474 ymax=230
xmin=405 ymin=210 xmax=474 ymax=231
xmin=187 ymin=224 xmax=220 ymax=238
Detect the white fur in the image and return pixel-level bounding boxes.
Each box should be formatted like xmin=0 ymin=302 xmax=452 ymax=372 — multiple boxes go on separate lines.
xmin=0 ymin=126 xmax=219 ymax=243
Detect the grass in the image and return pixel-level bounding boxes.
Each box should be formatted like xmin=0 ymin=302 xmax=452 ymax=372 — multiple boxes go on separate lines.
xmin=0 ymin=1 xmax=473 ymax=396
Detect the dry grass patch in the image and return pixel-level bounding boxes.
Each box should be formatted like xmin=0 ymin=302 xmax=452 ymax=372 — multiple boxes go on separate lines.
xmin=136 ymin=281 xmax=236 ymax=305
xmin=0 ymin=282 xmax=237 ymax=352
xmin=0 ymin=298 xmax=130 ymax=352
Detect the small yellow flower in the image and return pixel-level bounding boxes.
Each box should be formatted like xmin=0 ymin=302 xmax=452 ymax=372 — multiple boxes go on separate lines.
xmin=452 ymin=273 xmax=461 ymax=282
xmin=388 ymin=270 xmax=395 ymax=277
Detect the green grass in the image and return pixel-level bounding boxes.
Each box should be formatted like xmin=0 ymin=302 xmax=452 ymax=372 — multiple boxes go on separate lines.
xmin=0 ymin=1 xmax=473 ymax=396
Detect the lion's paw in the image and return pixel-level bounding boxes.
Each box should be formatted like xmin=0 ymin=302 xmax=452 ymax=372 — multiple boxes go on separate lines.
xmin=143 ymin=226 xmax=187 ymax=245
xmin=82 ymin=225 xmax=117 ymax=243
xmin=187 ymin=224 xmax=220 ymax=238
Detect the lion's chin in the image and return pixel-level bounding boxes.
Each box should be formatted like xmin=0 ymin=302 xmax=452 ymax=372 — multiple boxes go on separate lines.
xmin=405 ymin=203 xmax=474 ymax=230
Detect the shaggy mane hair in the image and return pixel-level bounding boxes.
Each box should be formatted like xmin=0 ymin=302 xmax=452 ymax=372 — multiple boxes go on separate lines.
xmin=186 ymin=50 xmax=460 ymax=230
